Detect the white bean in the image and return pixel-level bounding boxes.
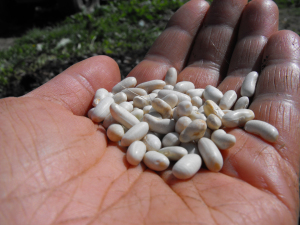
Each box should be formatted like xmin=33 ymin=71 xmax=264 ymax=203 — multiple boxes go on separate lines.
xmin=162 ymin=132 xmax=180 ymax=147
xmin=177 ymin=100 xmax=193 ymax=117
xmin=211 ymin=129 xmax=236 ymax=150
xmin=158 ymin=146 xmax=188 ymax=161
xmin=191 ymin=96 xmax=203 ymax=108
xmin=179 ymin=119 xmax=207 ymax=143
xmin=163 ymin=85 xmax=174 ymax=90
xmin=203 ymin=100 xmax=224 ymax=119
xmin=142 ymin=114 xmax=176 ymax=134
xmin=143 ymin=105 xmax=152 ymax=114
xmin=102 ymin=113 xmax=118 ymax=128
xmin=133 ymin=96 xmax=151 ymax=109
xmin=136 ymin=80 xmax=166 ymax=93
xmin=244 ymin=120 xmax=279 ymax=143
xmin=164 ymin=67 xmax=177 ymax=86
xmin=162 ymin=94 xmax=178 ymax=108
xmin=172 ymin=154 xmax=202 ymax=179
xmin=186 ymin=88 xmax=204 ymax=98
xmin=93 ymin=88 xmax=109 ymax=106
xmin=234 ymin=96 xmax=249 ymax=110
xmin=206 ymin=114 xmax=222 ymax=130
xmin=119 ymin=101 xmax=133 ymax=112
xmin=174 ymin=81 xmax=195 ymax=93
xmin=143 ymin=151 xmax=170 ymax=171
xmin=122 ymin=88 xmax=148 ymax=101
xmin=203 ymin=85 xmax=223 ymax=104
xmin=131 ymin=108 xmax=144 ymax=121
xmin=175 ymin=116 xmax=192 ymax=134
xmin=112 ymin=77 xmax=137 ymax=94
xmin=113 ymin=92 xmax=127 ymax=104
xmin=219 ymin=90 xmax=237 ymax=110
xmin=110 ymin=103 xmax=140 ymax=129
xmin=241 ymin=71 xmax=258 ymax=97
xmin=188 ymin=111 xmax=207 ymax=121
xmin=198 ymin=137 xmax=223 ymax=172
xmin=91 ymin=97 xmax=115 ymax=123
xmin=107 ymin=124 xmax=125 ymax=142
xmin=121 ymin=122 xmax=149 ymax=146
xmin=151 ymin=98 xmax=173 ymax=119
xmin=157 ymin=90 xmax=191 ymax=103
xmin=126 ymin=141 xmax=147 ymax=166
xmin=142 ymin=133 xmax=162 ymax=151
xmin=221 ymin=109 xmax=255 ymax=128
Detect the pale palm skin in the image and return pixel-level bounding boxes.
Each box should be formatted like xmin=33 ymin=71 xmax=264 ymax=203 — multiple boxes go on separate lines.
xmin=0 ymin=0 xmax=300 ymax=224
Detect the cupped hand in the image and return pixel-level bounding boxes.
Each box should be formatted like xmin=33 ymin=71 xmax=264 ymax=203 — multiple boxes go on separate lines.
xmin=1 ymin=0 xmax=299 ymax=224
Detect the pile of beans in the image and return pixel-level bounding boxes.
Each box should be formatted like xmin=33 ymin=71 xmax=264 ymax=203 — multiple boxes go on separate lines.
xmin=87 ymin=68 xmax=279 ymax=179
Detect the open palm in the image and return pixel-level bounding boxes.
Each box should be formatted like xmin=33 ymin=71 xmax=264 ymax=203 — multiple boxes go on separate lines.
xmin=1 ymin=0 xmax=299 ymax=224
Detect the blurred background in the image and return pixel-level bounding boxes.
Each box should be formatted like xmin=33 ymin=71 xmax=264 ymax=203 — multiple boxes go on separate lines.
xmin=0 ymin=0 xmax=299 ymax=98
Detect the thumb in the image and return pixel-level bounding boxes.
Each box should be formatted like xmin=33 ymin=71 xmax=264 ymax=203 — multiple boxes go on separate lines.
xmin=24 ymin=55 xmax=121 ymax=116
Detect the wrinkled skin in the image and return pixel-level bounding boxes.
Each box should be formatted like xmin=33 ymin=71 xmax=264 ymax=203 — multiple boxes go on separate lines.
xmin=1 ymin=0 xmax=300 ymax=224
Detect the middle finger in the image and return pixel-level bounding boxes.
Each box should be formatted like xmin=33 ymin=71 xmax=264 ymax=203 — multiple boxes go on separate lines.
xmin=178 ymin=0 xmax=248 ymax=87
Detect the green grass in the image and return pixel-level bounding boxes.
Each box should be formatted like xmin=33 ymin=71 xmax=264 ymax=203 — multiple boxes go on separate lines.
xmin=0 ymin=0 xmax=189 ymax=93
xmin=0 ymin=0 xmax=298 ymax=95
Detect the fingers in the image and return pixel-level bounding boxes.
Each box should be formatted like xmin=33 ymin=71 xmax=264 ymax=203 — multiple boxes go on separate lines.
xmin=24 ymin=56 xmax=121 ymax=116
xmin=218 ymin=0 xmax=279 ymax=93
xmin=128 ymin=0 xmax=210 ymax=83
xmin=250 ymin=30 xmax=300 ymax=172
xmin=178 ymin=0 xmax=248 ymax=87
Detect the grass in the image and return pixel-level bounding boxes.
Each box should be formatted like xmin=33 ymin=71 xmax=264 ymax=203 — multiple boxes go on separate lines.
xmin=0 ymin=0 xmax=298 ymax=97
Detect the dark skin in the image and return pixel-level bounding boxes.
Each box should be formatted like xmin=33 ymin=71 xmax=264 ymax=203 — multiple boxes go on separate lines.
xmin=1 ymin=0 xmax=300 ymax=224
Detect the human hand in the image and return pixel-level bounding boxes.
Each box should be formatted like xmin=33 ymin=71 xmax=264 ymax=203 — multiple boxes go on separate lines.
xmin=1 ymin=0 xmax=299 ymax=224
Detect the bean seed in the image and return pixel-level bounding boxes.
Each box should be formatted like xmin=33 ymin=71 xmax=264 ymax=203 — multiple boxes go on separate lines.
xmin=203 ymin=100 xmax=224 ymax=119
xmin=172 ymin=154 xmax=202 ymax=179
xmin=151 ymin=98 xmax=173 ymax=119
xmin=119 ymin=101 xmax=133 ymax=112
xmin=143 ymin=151 xmax=170 ymax=171
xmin=191 ymin=96 xmax=203 ymax=108
xmin=203 ymin=85 xmax=223 ymax=104
xmin=174 ymin=81 xmax=195 ymax=93
xmin=206 ymin=114 xmax=222 ymax=130
xmin=136 ymin=80 xmax=166 ymax=93
xmin=164 ymin=67 xmax=177 ymax=86
xmin=222 ymin=109 xmax=255 ymax=128
xmin=234 ymin=96 xmax=249 ymax=110
xmin=110 ymin=103 xmax=140 ymax=129
xmin=131 ymin=108 xmax=144 ymax=121
xmin=163 ymin=85 xmax=174 ymax=90
xmin=177 ymin=100 xmax=193 ymax=117
xmin=241 ymin=71 xmax=258 ymax=97
xmin=127 ymin=141 xmax=147 ymax=166
xmin=211 ymin=129 xmax=236 ymax=150
xmin=198 ymin=137 xmax=223 ymax=172
xmin=157 ymin=90 xmax=191 ymax=103
xmin=112 ymin=77 xmax=137 ymax=94
xmin=107 ymin=124 xmax=125 ymax=142
xmin=93 ymin=88 xmax=109 ymax=106
xmin=158 ymin=146 xmax=188 ymax=161
xmin=244 ymin=120 xmax=279 ymax=143
xmin=142 ymin=114 xmax=176 ymax=134
xmin=90 ymin=97 xmax=115 ymax=123
xmin=133 ymin=96 xmax=151 ymax=109
xmin=121 ymin=122 xmax=149 ymax=146
xmin=162 ymin=132 xmax=181 ymax=147
xmin=219 ymin=90 xmax=237 ymax=110
xmin=113 ymin=92 xmax=127 ymax=104
xmin=186 ymin=88 xmax=204 ymax=98
xmin=179 ymin=119 xmax=207 ymax=143
xmin=142 ymin=133 xmax=162 ymax=151
xmin=175 ymin=116 xmax=192 ymax=134
xmin=162 ymin=93 xmax=178 ymax=108
xmin=122 ymin=88 xmax=148 ymax=101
